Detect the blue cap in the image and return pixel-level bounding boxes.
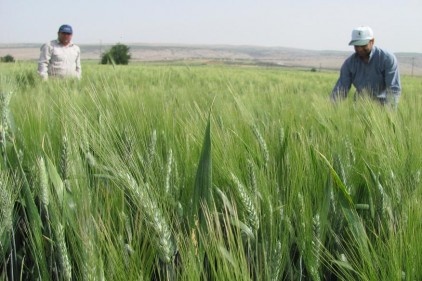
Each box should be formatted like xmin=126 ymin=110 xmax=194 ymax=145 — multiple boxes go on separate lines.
xmin=58 ymin=24 xmax=73 ymax=34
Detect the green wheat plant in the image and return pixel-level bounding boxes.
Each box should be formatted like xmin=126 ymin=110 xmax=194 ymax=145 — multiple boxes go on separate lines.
xmin=0 ymin=61 xmax=421 ymax=280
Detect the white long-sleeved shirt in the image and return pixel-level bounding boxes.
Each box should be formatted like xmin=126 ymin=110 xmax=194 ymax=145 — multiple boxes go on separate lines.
xmin=38 ymin=40 xmax=81 ymax=80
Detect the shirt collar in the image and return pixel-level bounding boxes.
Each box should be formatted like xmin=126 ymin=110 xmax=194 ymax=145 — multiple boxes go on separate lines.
xmin=368 ymin=46 xmax=376 ymax=61
xmin=55 ymin=39 xmax=73 ymax=47
xmin=354 ymin=45 xmax=376 ymax=63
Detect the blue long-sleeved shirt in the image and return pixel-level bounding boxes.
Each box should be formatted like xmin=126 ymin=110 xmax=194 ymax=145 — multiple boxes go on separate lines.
xmin=331 ymin=46 xmax=401 ymax=105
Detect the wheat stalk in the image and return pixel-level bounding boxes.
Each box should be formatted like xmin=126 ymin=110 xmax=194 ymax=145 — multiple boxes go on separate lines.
xmin=60 ymin=134 xmax=71 ymax=192
xmin=0 ymin=173 xmax=14 ymax=257
xmin=125 ymin=174 xmax=176 ymax=263
xmin=56 ymin=223 xmax=72 ymax=281
xmin=247 ymin=158 xmax=258 ymax=200
xmin=164 ymin=148 xmax=173 ymax=194
xmin=37 ymin=156 xmax=50 ymax=208
xmin=230 ymin=172 xmax=259 ymax=233
xmin=310 ymin=213 xmax=321 ymax=281
xmin=143 ymin=129 xmax=157 ymax=171
xmin=376 ymin=176 xmax=394 ymax=231
xmin=270 ymin=240 xmax=283 ymax=281
xmin=252 ymin=125 xmax=269 ymax=171
xmin=279 ymin=206 xmax=294 ymax=236
xmin=0 ymin=91 xmax=12 ymax=167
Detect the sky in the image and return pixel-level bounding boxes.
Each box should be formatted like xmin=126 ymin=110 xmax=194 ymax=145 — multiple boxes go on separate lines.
xmin=1 ymin=0 xmax=421 ymax=53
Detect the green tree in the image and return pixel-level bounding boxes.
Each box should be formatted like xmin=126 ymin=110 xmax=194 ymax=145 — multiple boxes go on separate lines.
xmin=1 ymin=54 xmax=15 ymax=63
xmin=101 ymin=43 xmax=131 ymax=65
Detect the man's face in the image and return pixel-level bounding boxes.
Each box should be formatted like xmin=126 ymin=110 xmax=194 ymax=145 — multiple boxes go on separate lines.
xmin=58 ymin=32 xmax=73 ymax=46
xmin=354 ymin=39 xmax=374 ymax=59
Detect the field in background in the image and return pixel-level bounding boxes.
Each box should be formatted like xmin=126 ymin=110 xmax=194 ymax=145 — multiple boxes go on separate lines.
xmin=0 ymin=62 xmax=422 ymax=280
xmin=1 ymin=43 xmax=422 ymax=75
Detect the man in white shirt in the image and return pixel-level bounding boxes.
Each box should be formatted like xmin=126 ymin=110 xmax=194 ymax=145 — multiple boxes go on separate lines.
xmin=38 ymin=24 xmax=82 ymax=80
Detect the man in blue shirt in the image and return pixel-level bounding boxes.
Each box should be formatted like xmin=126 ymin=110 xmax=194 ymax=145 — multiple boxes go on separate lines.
xmin=331 ymin=26 xmax=401 ymax=107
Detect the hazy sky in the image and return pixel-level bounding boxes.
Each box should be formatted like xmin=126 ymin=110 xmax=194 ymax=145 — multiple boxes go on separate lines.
xmin=1 ymin=0 xmax=421 ymax=53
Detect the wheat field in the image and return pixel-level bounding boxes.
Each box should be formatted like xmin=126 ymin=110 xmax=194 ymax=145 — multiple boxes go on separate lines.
xmin=0 ymin=61 xmax=421 ymax=280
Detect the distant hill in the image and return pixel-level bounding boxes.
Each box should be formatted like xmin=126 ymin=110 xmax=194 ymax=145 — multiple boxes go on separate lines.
xmin=1 ymin=43 xmax=421 ymax=75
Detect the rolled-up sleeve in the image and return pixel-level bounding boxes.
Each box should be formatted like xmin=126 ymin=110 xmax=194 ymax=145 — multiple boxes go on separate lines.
xmin=38 ymin=44 xmax=51 ymax=80
xmin=75 ymin=48 xmax=82 ymax=79
xmin=384 ymin=54 xmax=401 ymax=103
xmin=331 ymin=61 xmax=352 ymax=102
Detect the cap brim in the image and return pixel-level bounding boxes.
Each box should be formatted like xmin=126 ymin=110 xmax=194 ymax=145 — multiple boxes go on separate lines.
xmin=349 ymin=39 xmax=370 ymax=46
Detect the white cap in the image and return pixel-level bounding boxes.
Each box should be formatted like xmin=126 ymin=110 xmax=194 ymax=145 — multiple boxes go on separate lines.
xmin=349 ymin=26 xmax=374 ymax=46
